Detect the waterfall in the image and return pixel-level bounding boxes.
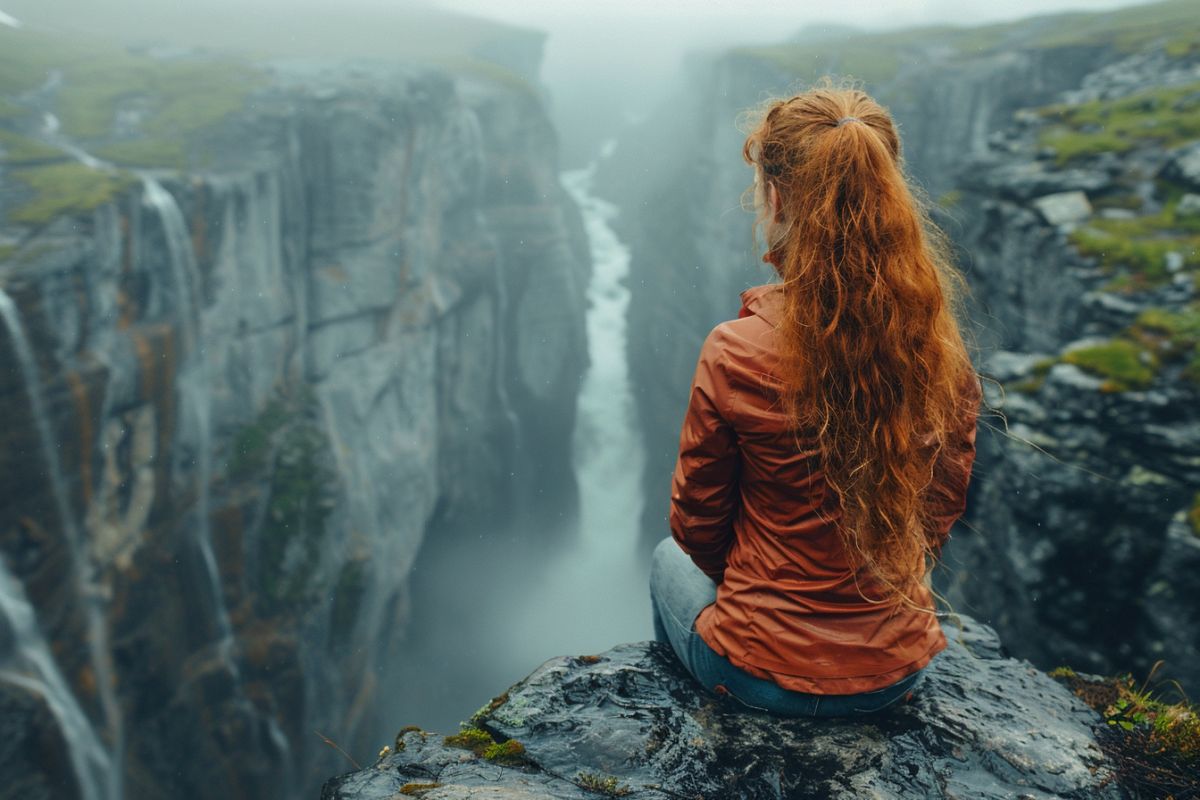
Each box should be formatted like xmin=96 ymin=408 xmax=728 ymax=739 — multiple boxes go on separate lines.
xmin=139 ymin=177 xmax=295 ymax=794
xmin=139 ymin=176 xmax=234 ymax=658
xmin=0 ymin=559 xmax=109 ymax=800
xmin=0 ymin=289 xmax=121 ymax=800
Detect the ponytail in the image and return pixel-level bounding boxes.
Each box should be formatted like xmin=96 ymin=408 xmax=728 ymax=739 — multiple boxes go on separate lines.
xmin=742 ymin=83 xmax=975 ymax=607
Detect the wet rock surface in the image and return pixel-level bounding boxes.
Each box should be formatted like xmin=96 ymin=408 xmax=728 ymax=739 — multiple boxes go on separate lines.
xmin=323 ymin=616 xmax=1121 ymax=800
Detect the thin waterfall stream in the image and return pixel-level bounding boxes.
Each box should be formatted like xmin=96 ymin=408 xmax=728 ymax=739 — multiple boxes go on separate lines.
xmin=0 ymin=289 xmax=122 ymax=800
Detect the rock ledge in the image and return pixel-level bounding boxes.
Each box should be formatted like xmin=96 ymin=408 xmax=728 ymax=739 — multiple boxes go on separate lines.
xmin=322 ymin=617 xmax=1120 ymax=799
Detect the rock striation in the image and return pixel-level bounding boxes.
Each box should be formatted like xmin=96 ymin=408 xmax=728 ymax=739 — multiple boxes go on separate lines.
xmin=0 ymin=31 xmax=589 ymax=800
xmin=322 ymin=616 xmax=1122 ymax=800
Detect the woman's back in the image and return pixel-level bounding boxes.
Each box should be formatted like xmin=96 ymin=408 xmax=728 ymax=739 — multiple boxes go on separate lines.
xmin=670 ymin=284 xmax=979 ymax=695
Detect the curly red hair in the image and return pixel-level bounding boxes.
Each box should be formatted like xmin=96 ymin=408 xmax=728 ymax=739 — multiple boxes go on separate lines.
xmin=742 ymin=83 xmax=978 ymax=607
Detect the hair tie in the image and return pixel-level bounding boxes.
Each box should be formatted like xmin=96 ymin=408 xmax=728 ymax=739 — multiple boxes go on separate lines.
xmin=836 ymin=116 xmax=861 ymax=127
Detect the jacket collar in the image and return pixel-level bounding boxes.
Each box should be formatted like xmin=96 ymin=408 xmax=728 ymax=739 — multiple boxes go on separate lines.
xmin=739 ymin=283 xmax=784 ymax=327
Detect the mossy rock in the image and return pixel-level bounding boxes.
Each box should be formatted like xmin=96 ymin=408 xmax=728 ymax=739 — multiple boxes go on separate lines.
xmin=1062 ymin=339 xmax=1157 ymax=391
xmin=8 ymin=163 xmax=135 ymax=225
xmin=1039 ymin=81 xmax=1200 ymax=165
xmin=1189 ymin=492 xmax=1200 ymax=537
xmin=0 ymin=130 xmax=66 ymax=164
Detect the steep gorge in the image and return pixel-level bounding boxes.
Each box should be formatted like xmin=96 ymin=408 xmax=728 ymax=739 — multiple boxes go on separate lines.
xmin=0 ymin=24 xmax=588 ymax=800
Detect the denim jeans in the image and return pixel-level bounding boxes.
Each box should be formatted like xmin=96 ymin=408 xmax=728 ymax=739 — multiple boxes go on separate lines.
xmin=649 ymin=538 xmax=925 ymax=717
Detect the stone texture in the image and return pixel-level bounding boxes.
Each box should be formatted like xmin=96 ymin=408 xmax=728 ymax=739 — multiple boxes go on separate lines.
xmin=323 ymin=617 xmax=1121 ymax=800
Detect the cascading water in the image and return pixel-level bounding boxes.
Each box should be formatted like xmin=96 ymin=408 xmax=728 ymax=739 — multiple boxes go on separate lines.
xmin=139 ymin=177 xmax=234 ymax=657
xmin=139 ymin=176 xmax=294 ymax=795
xmin=0 ymin=288 xmax=121 ymax=800
xmin=0 ymin=559 xmax=109 ymax=800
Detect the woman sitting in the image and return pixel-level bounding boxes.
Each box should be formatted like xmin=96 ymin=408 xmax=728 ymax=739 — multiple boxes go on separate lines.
xmin=650 ymin=84 xmax=981 ymax=717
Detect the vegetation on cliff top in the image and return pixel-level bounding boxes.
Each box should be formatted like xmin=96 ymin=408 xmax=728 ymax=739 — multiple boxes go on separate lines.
xmin=730 ymin=0 xmax=1200 ymax=85
xmin=1040 ymin=81 xmax=1200 ymax=165
xmin=8 ymin=163 xmax=135 ymax=224
xmin=1051 ymin=665 xmax=1199 ymax=799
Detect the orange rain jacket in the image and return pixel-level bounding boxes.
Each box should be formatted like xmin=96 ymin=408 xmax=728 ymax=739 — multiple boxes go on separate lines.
xmin=669 ymin=284 xmax=980 ymax=695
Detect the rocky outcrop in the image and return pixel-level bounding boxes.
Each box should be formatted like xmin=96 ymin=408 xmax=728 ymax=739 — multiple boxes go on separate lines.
xmin=937 ymin=46 xmax=1200 ymax=692
xmin=322 ymin=616 xmax=1121 ymax=800
xmin=0 ymin=38 xmax=588 ymax=800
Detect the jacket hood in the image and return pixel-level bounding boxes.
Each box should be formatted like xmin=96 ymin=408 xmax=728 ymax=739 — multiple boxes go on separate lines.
xmin=739 ymin=284 xmax=784 ymax=327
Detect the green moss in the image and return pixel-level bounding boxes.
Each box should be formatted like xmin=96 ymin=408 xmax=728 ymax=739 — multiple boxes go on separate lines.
xmin=469 ymin=692 xmax=510 ymax=728
xmin=92 ymin=139 xmax=187 ymax=169
xmin=576 ymin=772 xmax=633 ymax=797
xmin=1052 ymin=666 xmax=1199 ymax=796
xmin=228 ymin=399 xmax=289 ymax=477
xmin=0 ymin=130 xmax=64 ymax=164
xmin=398 ymin=784 xmax=441 ymax=797
xmin=0 ymin=245 xmax=15 ymax=262
xmin=444 ymin=726 xmax=495 ymax=755
xmin=482 ymin=739 xmax=527 ymax=765
xmin=1062 ymin=339 xmax=1158 ymax=391
xmin=1189 ymin=493 xmax=1200 ymax=537
xmin=0 ymin=98 xmax=25 ymax=120
xmin=1039 ymin=81 xmax=1200 ymax=165
xmin=1068 ymin=222 xmax=1200 ymax=289
xmin=233 ymin=390 xmax=337 ymax=612
xmin=9 ymin=163 xmax=134 ymax=225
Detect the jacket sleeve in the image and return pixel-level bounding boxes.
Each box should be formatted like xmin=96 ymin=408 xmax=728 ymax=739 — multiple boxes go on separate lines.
xmin=924 ymin=376 xmax=982 ymax=547
xmin=669 ymin=327 xmax=741 ymax=583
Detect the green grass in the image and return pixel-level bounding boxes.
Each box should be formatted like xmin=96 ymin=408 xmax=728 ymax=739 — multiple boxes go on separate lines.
xmin=1051 ymin=665 xmax=1199 ymax=797
xmin=1039 ymin=81 xmax=1200 ymax=165
xmin=728 ymin=0 xmax=1200 ymax=86
xmin=9 ymin=163 xmax=134 ymax=224
xmin=1069 ymin=202 xmax=1200 ymax=289
xmin=92 ymin=138 xmax=187 ymax=169
xmin=0 ymin=97 xmax=26 ymax=121
xmin=0 ymin=130 xmax=64 ymax=164
xmin=1062 ymin=339 xmax=1158 ymax=392
xmin=1 ymin=26 xmax=264 ymax=142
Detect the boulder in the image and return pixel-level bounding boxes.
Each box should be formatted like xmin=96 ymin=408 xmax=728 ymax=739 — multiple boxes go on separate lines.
xmin=322 ymin=616 xmax=1121 ymax=800
xmin=1032 ymin=191 xmax=1093 ymax=226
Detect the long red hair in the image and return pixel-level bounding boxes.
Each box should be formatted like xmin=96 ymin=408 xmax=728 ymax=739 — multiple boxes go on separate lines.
xmin=742 ymin=84 xmax=977 ymax=607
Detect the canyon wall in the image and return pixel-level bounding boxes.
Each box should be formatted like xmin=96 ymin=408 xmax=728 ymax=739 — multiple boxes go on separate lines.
xmin=0 ymin=39 xmax=588 ymax=800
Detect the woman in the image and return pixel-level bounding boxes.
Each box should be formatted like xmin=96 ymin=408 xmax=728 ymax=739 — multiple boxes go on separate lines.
xmin=649 ymin=85 xmax=981 ymax=718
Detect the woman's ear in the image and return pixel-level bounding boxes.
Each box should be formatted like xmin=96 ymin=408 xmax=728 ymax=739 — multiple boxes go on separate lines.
xmin=767 ymin=182 xmax=783 ymax=221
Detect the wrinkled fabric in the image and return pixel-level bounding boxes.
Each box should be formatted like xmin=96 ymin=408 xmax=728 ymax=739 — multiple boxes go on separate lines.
xmin=669 ymin=283 xmax=980 ymax=694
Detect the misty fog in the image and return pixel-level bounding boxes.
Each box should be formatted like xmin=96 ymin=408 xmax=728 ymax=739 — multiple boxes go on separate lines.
xmin=0 ymin=0 xmax=1186 ymax=797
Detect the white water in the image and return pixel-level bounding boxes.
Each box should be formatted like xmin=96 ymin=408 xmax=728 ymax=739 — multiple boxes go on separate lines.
xmin=0 ymin=560 xmax=108 ymax=800
xmin=0 ymin=289 xmax=121 ymax=800
xmin=495 ymin=150 xmax=650 ymax=668
xmin=139 ymin=177 xmax=234 ymax=658
xmin=0 ymin=8 xmax=20 ymax=28
xmin=139 ymin=178 xmax=294 ymax=793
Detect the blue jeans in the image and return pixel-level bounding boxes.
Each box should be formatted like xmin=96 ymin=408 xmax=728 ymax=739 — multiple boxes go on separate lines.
xmin=649 ymin=538 xmax=925 ymax=717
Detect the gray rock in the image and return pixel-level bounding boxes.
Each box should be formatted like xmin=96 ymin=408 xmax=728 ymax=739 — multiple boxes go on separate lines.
xmin=323 ymin=617 xmax=1121 ymax=800
xmin=1165 ymin=141 xmax=1200 ymax=190
xmin=1178 ymin=193 xmax=1200 ymax=217
xmin=1032 ymin=191 xmax=1092 ymax=226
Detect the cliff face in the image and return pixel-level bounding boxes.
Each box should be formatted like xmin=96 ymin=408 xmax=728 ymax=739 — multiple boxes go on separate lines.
xmin=322 ymin=616 xmax=1121 ymax=800
xmin=600 ymin=0 xmax=1199 ymax=689
xmin=0 ymin=38 xmax=588 ymax=800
